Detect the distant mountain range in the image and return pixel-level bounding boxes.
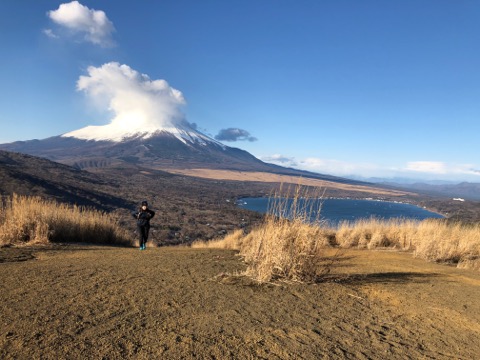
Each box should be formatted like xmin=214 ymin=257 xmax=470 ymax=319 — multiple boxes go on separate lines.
xmin=345 ymin=176 xmax=480 ymax=201
xmin=380 ymin=182 xmax=480 ymax=201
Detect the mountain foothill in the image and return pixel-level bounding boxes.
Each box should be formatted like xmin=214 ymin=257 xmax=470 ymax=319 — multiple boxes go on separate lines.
xmin=1 ymin=124 xmax=479 ymax=245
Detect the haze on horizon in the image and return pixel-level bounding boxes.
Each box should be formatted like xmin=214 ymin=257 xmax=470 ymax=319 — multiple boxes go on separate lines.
xmin=0 ymin=1 xmax=479 ymax=183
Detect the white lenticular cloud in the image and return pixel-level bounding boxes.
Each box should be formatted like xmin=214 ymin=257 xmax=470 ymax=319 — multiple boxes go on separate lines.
xmin=47 ymin=1 xmax=115 ymax=47
xmin=64 ymin=62 xmax=187 ymax=141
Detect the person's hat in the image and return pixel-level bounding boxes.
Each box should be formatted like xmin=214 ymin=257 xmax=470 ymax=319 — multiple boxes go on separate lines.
xmin=141 ymin=200 xmax=148 ymax=206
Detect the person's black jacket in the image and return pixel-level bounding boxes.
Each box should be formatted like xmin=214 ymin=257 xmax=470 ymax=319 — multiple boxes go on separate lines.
xmin=132 ymin=208 xmax=155 ymax=227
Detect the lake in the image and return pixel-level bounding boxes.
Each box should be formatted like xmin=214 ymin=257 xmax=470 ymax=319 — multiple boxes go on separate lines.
xmin=237 ymin=197 xmax=444 ymax=226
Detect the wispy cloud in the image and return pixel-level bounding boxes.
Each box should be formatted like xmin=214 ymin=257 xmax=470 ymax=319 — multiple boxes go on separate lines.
xmin=261 ymin=155 xmax=379 ymax=177
xmin=261 ymin=154 xmax=298 ymax=167
xmin=64 ymin=62 xmax=188 ymax=141
xmin=401 ymin=161 xmax=480 ymax=179
xmin=262 ymin=154 xmax=480 ymax=181
xmin=405 ymin=161 xmax=447 ymax=174
xmin=46 ymin=1 xmax=115 ymax=47
xmin=214 ymin=128 xmax=257 ymax=142
xmin=298 ymin=157 xmax=379 ymax=177
xmin=42 ymin=28 xmax=59 ymax=39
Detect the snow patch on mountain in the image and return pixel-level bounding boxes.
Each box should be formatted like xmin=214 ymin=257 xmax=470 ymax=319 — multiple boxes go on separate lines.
xmin=62 ymin=122 xmax=225 ymax=148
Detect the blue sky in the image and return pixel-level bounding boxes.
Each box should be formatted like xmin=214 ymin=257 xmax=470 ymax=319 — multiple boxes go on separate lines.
xmin=0 ymin=1 xmax=479 ymax=182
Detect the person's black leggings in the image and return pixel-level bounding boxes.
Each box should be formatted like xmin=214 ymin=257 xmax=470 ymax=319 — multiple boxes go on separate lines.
xmin=138 ymin=225 xmax=150 ymax=247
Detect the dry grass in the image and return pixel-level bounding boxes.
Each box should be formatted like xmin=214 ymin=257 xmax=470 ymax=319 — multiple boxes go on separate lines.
xmin=165 ymin=168 xmax=409 ymax=197
xmin=191 ymin=229 xmax=245 ymax=250
xmin=335 ymin=218 xmax=480 ymax=267
xmin=413 ymin=221 xmax=480 ymax=267
xmin=195 ymin=185 xmax=480 ymax=281
xmin=335 ymin=218 xmax=419 ymax=250
xmin=0 ymin=194 xmax=133 ymax=246
xmin=238 ymin=217 xmax=336 ymax=283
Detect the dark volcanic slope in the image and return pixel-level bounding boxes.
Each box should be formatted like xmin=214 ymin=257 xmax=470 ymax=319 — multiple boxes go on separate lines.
xmin=0 ymin=150 xmax=131 ymax=210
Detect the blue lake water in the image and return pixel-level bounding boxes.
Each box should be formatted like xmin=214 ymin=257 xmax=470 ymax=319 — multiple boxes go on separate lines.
xmin=238 ymin=198 xmax=444 ymax=226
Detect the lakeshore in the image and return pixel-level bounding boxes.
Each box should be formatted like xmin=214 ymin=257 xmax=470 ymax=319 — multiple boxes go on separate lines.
xmin=237 ymin=197 xmax=444 ymax=226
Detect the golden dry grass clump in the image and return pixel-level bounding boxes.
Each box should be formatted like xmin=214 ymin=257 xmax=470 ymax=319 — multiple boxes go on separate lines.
xmin=194 ymin=185 xmax=337 ymax=283
xmin=194 ymin=185 xmax=480 ymax=281
xmin=191 ymin=229 xmax=245 ymax=250
xmin=0 ymin=194 xmax=133 ymax=246
xmin=413 ymin=220 xmax=480 ymax=268
xmin=238 ymin=216 xmax=335 ymax=283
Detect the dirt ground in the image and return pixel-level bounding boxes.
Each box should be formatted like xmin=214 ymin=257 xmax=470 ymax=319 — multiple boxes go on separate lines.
xmin=1 ymin=245 xmax=479 ymax=359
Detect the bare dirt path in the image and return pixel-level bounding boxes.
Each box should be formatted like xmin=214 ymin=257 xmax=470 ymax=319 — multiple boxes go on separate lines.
xmin=1 ymin=245 xmax=479 ymax=359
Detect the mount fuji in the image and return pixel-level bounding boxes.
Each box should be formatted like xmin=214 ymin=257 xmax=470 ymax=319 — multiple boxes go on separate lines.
xmin=0 ymin=121 xmax=364 ymax=185
xmin=0 ymin=122 xmax=254 ymax=169
xmin=1 ymin=121 xmax=351 ymax=183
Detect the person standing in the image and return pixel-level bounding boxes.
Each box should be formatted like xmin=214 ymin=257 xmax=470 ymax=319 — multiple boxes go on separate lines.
xmin=132 ymin=200 xmax=155 ymax=250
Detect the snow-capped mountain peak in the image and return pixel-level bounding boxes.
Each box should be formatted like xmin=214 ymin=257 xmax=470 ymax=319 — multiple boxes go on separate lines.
xmin=62 ymin=121 xmax=224 ymax=148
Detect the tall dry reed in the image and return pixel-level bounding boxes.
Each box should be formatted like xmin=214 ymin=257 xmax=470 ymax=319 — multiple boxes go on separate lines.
xmin=335 ymin=218 xmax=480 ymax=266
xmin=194 ymin=185 xmax=336 ymax=282
xmin=0 ymin=194 xmax=133 ymax=246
